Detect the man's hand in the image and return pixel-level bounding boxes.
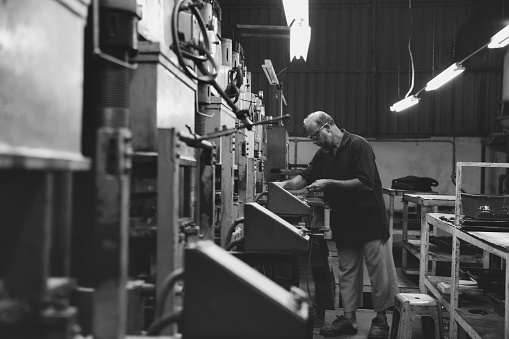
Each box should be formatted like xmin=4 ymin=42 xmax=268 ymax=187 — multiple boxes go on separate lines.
xmin=272 ymin=181 xmax=286 ymax=188
xmin=306 ymin=179 xmax=331 ymax=192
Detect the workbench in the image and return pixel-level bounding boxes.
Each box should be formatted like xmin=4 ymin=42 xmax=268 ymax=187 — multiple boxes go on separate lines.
xmin=401 ymin=194 xmax=463 ymax=275
xmin=382 ymin=188 xmax=437 ymax=248
xmin=425 ymin=213 xmax=509 ymax=339
xmin=421 ymin=162 xmax=509 ymax=339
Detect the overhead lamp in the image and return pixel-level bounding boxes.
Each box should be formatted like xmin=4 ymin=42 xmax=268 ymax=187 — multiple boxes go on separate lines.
xmin=290 ymin=24 xmax=311 ymax=61
xmin=283 ymin=0 xmax=310 ymax=61
xmin=262 ymin=59 xmax=280 ymax=86
xmin=488 ymin=24 xmax=509 ymax=48
xmin=282 ymin=0 xmax=308 ymax=27
xmin=390 ymin=95 xmax=420 ymax=112
xmin=425 ymin=63 xmax=465 ymax=91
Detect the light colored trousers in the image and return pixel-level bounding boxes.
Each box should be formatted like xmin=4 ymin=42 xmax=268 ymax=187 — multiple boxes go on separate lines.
xmin=337 ymin=239 xmax=399 ymax=313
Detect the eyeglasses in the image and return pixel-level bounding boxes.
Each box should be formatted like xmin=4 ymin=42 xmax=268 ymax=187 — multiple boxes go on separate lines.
xmin=308 ymin=123 xmax=328 ymax=140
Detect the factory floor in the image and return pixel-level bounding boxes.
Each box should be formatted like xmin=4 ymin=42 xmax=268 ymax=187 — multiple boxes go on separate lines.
xmin=307 ymin=239 xmax=426 ymax=338
xmin=311 ymin=308 xmax=425 ymax=338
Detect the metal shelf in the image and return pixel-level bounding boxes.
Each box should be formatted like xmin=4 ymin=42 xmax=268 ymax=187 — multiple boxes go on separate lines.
xmin=0 ymin=152 xmax=90 ymax=171
xmin=403 ymin=239 xmax=484 ymax=264
xmin=421 ymin=161 xmax=509 ymax=339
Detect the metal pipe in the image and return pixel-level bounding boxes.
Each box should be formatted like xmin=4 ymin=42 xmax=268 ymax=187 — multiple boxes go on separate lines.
xmin=198 ymin=115 xmax=290 ymax=141
xmin=289 ymin=137 xmax=457 ymax=186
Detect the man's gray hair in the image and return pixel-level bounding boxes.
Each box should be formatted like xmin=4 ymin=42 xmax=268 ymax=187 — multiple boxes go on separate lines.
xmin=303 ymin=111 xmax=336 ymax=128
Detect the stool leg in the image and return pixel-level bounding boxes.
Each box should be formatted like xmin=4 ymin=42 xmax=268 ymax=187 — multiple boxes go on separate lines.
xmin=389 ymin=309 xmax=400 ymax=339
xmin=436 ymin=305 xmax=444 ymax=339
xmin=398 ymin=313 xmax=413 ymax=339
xmin=421 ymin=316 xmax=436 ymax=339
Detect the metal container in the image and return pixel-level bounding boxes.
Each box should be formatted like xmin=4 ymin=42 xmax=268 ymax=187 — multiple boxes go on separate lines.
xmin=221 ymin=38 xmax=232 ymax=67
xmin=265 ymin=126 xmax=289 ymax=182
xmin=199 ymin=97 xmax=236 ymax=162
xmin=130 ymin=42 xmax=196 ymax=159
xmin=182 ymin=241 xmax=310 ymax=339
xmin=244 ymin=203 xmax=309 ymax=252
xmin=0 ymin=0 xmax=89 ymax=161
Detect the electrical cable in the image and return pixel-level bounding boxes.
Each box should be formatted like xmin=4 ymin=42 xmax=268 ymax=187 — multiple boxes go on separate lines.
xmin=225 ymin=238 xmax=243 ymax=251
xmin=405 ymin=0 xmax=415 ymax=98
xmin=146 ymin=307 xmax=183 ymax=336
xmin=254 ymin=191 xmax=267 ymax=202
xmin=224 ymin=217 xmax=244 ymax=246
xmin=432 ymin=0 xmax=436 ymax=78
xmin=225 ymin=65 xmax=243 ymax=103
xmin=225 ymin=65 xmax=244 ymax=104
xmin=154 ymin=267 xmax=184 ymax=319
xmin=305 ymin=239 xmax=319 ymax=309
xmin=195 ymin=90 xmax=215 ymax=118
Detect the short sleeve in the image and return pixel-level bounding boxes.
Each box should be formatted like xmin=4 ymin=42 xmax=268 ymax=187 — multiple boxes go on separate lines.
xmin=350 ymin=138 xmax=376 ymax=188
xmin=300 ymin=150 xmax=322 ymax=184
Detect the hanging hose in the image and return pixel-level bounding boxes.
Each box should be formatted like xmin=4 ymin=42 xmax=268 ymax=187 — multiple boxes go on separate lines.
xmin=254 ymin=191 xmax=268 ymax=203
xmin=154 ymin=267 xmax=185 ymax=319
xmin=225 ymin=65 xmax=243 ymax=103
xmin=224 ymin=217 xmax=244 ymax=246
xmin=225 ymin=238 xmax=243 ymax=251
xmin=305 ymin=240 xmax=319 ymax=309
xmin=146 ymin=308 xmax=184 ymax=336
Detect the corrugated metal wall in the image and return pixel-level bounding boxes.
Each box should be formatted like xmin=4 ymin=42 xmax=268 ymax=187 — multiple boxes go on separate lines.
xmin=220 ymin=0 xmax=507 ymax=137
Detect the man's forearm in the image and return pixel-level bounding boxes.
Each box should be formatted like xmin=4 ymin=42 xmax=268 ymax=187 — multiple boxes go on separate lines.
xmin=277 ymin=174 xmax=308 ymax=190
xmin=327 ymin=178 xmax=371 ymax=192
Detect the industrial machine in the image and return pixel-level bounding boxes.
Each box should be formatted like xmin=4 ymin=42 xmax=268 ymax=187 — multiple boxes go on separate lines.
xmin=267 ymin=182 xmax=330 ymax=231
xmin=0 ymin=0 xmax=309 ymax=338
xmin=265 ymin=183 xmax=335 ymax=323
xmin=181 ymin=241 xmax=311 ymax=339
xmin=267 ymin=182 xmax=312 ymax=216
xmin=243 ymin=202 xmax=310 ymax=252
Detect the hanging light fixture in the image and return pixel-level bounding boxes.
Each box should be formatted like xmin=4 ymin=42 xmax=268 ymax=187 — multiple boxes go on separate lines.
xmin=262 ymin=59 xmax=280 ymax=86
xmin=425 ymin=62 xmax=465 ymax=91
xmin=390 ymin=95 xmax=420 ymax=112
xmin=290 ymin=22 xmax=311 ymax=61
xmin=390 ymin=5 xmax=509 ymax=112
xmin=488 ymin=24 xmax=509 ymax=49
xmin=282 ymin=0 xmax=308 ymax=26
xmin=283 ymin=0 xmax=310 ymax=61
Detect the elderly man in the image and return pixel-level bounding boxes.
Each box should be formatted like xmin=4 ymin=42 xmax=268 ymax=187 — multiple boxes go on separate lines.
xmin=275 ymin=111 xmax=398 ymax=338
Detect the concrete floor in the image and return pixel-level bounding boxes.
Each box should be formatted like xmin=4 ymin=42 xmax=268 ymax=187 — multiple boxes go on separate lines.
xmin=312 ymin=308 xmax=426 ymax=339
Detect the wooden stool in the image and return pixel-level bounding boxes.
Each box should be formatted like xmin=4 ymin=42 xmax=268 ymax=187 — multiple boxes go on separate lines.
xmin=390 ymin=293 xmax=444 ymax=339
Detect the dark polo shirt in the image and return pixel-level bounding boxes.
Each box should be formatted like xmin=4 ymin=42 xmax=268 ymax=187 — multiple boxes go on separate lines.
xmin=301 ymin=129 xmax=389 ymax=245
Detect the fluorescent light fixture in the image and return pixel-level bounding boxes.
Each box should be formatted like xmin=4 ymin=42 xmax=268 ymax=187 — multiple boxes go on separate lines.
xmin=282 ymin=0 xmax=308 ymax=27
xmin=488 ymin=24 xmax=509 ymax=48
xmin=425 ymin=63 xmax=465 ymax=91
xmin=290 ymin=24 xmax=311 ymax=61
xmin=262 ymin=59 xmax=279 ymax=86
xmin=390 ymin=95 xmax=420 ymax=112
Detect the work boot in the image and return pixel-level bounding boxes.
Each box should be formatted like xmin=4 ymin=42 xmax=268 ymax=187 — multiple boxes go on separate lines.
xmin=319 ymin=315 xmax=358 ymax=337
xmin=368 ymin=316 xmax=390 ymax=339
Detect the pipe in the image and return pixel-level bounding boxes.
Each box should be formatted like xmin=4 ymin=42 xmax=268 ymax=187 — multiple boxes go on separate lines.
xmin=146 ymin=308 xmax=183 ymax=336
xmin=289 ymin=137 xmax=457 ymax=186
xmin=154 ymin=268 xmax=184 ymax=319
xmin=225 ymin=217 xmax=245 ymax=246
xmin=225 ymin=238 xmax=243 ymax=251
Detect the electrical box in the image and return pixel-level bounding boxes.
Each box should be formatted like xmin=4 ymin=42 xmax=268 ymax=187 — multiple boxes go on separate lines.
xmin=243 ymin=203 xmax=309 ymax=252
xmin=265 ymin=125 xmax=289 ymax=182
xmin=130 ymin=42 xmax=197 ymax=159
xmin=0 ymin=0 xmax=89 ymax=161
xmin=267 ymin=182 xmax=311 ymax=216
xmin=182 ymin=241 xmax=311 ymax=339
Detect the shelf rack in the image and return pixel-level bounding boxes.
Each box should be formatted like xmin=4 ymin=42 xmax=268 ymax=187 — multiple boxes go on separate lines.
xmin=421 ymin=162 xmax=509 ymax=339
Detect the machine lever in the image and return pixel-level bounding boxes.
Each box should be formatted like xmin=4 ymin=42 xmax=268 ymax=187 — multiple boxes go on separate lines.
xmin=197 ymin=115 xmax=291 ymax=141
